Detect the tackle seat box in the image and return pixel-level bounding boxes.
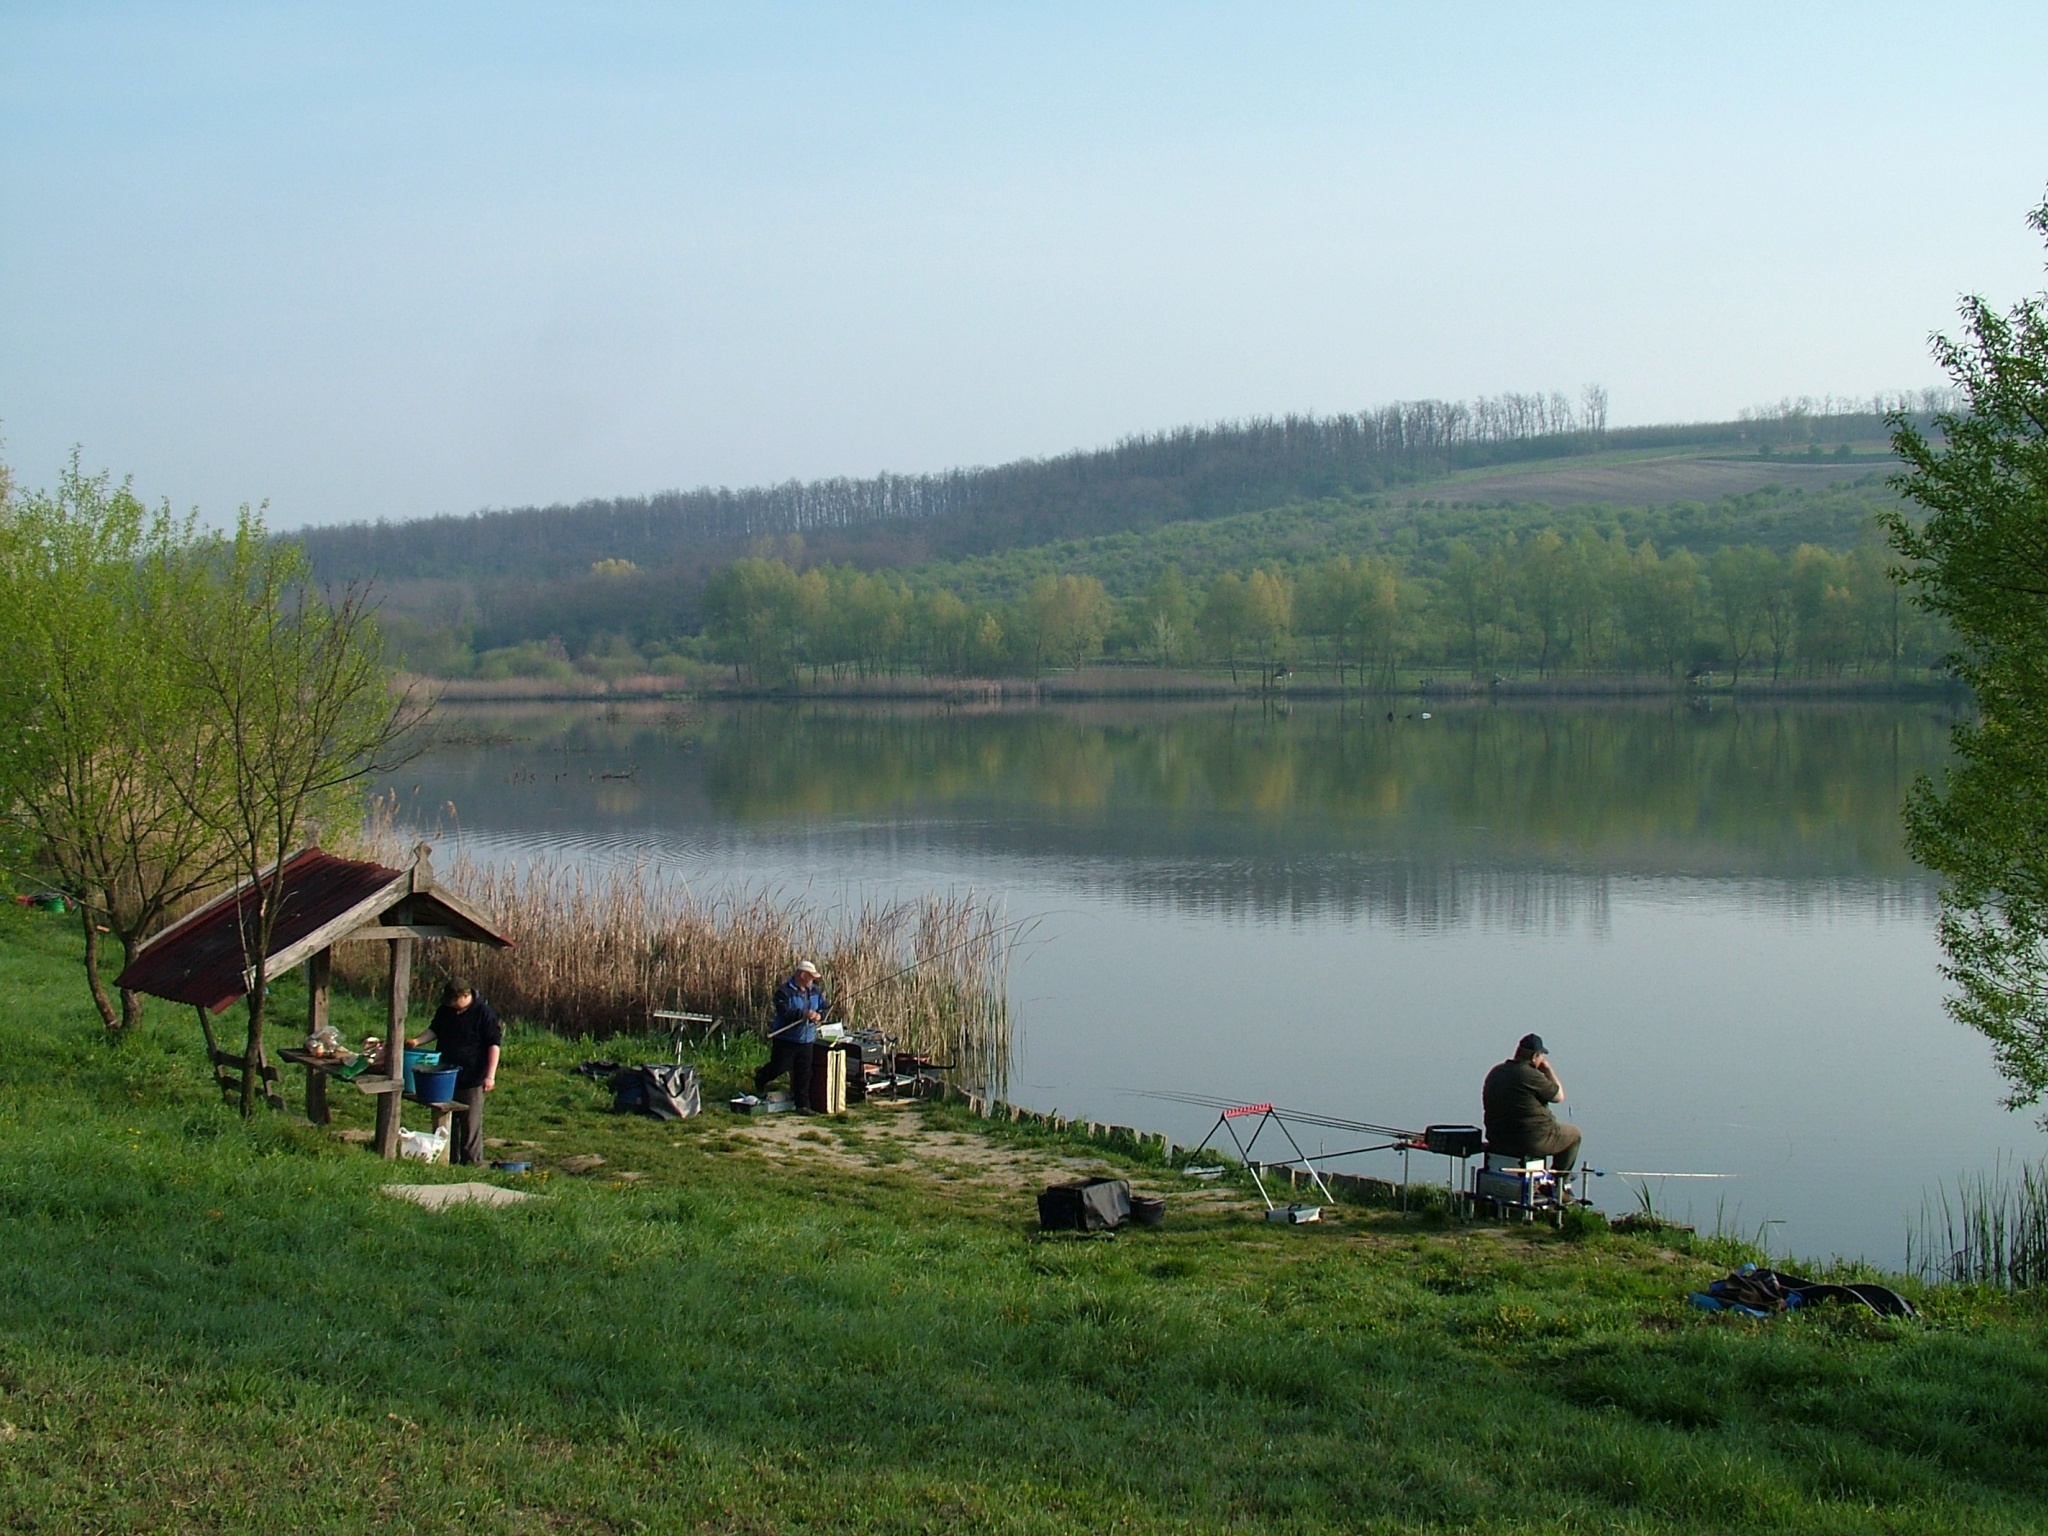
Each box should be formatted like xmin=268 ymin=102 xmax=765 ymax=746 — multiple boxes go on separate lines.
xmin=1037 ymin=1178 xmax=1131 ymax=1232
xmin=1472 ymin=1150 xmax=1559 ymax=1211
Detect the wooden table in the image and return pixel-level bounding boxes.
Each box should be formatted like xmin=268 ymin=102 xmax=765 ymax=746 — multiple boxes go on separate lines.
xmin=277 ymin=1047 xmax=363 ymax=1125
xmin=279 ymin=1049 xmax=460 ymax=1162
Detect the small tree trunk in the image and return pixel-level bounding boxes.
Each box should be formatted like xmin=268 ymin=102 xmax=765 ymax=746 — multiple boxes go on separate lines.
xmin=110 ymin=923 xmax=152 ymax=1031
xmin=79 ymin=905 xmax=120 ymax=1031
xmin=242 ymin=967 xmax=266 ymax=1118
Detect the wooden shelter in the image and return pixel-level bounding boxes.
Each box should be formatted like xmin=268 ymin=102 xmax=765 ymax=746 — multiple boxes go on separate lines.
xmin=117 ymin=843 xmax=513 ymax=1157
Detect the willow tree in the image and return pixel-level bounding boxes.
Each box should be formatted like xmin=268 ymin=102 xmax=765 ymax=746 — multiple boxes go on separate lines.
xmin=0 ymin=458 xmax=236 ymax=1031
xmin=1885 ymin=194 xmax=2048 ymax=1119
xmin=148 ymin=512 xmax=425 ymax=1114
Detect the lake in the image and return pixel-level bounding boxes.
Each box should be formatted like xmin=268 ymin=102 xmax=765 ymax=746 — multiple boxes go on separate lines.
xmin=382 ymin=694 xmax=2043 ymax=1266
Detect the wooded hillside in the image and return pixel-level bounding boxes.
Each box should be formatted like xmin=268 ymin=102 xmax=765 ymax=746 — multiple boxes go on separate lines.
xmin=297 ymin=396 xmax=1925 ymax=587
xmin=290 ymin=396 xmax=1941 ymax=685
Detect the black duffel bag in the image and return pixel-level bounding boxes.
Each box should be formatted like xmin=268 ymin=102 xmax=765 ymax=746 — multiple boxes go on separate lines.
xmin=1038 ymin=1177 xmax=1131 ymax=1231
xmin=610 ymin=1063 xmax=702 ymax=1121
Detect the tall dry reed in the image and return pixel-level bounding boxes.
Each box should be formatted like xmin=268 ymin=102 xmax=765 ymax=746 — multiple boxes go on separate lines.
xmin=333 ymin=840 xmax=1013 ymax=1092
xmin=1909 ymin=1157 xmax=2048 ymax=1289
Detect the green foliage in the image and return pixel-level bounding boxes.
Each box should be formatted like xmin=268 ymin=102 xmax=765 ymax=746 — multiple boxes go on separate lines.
xmin=374 ymin=474 xmax=1934 ymax=685
xmin=676 ymin=520 xmax=1941 ymax=689
xmin=1887 ymin=195 xmax=2048 ymax=1116
xmin=1017 ymin=573 xmax=1113 ymax=675
xmin=912 ymin=475 xmax=1909 ymax=603
xmin=142 ymin=508 xmax=420 ymax=1111
xmin=0 ymin=456 xmax=237 ymax=1029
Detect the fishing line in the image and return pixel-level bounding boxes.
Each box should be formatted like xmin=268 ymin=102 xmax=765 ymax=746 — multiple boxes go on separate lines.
xmin=833 ymin=912 xmax=1039 ymax=1008
xmin=1585 ymin=1168 xmax=1735 ymax=1180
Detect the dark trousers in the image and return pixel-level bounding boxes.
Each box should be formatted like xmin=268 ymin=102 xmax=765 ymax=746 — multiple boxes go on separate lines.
xmin=756 ymin=1039 xmax=815 ymax=1109
xmin=1534 ymin=1122 xmax=1583 ymax=1171
xmin=1489 ymin=1122 xmax=1583 ymax=1171
xmin=453 ymin=1083 xmax=487 ymax=1165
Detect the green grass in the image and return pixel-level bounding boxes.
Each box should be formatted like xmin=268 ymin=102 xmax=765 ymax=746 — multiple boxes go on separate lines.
xmin=1 ymin=905 xmax=2045 ymax=1533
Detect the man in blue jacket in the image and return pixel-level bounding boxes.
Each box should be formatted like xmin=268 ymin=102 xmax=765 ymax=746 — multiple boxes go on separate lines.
xmin=756 ymin=960 xmax=826 ymax=1112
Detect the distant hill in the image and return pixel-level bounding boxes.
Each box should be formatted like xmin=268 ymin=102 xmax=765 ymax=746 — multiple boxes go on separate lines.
xmin=296 ymin=397 xmax=1913 ymax=589
xmin=897 ymin=471 xmax=1909 ymax=606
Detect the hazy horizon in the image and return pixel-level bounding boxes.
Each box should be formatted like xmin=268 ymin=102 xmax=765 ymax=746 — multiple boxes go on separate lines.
xmin=5 ymin=4 xmax=2046 ymax=530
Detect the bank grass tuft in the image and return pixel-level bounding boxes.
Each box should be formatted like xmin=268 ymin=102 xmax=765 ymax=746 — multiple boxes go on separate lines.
xmin=1912 ymin=1155 xmax=2048 ymax=1290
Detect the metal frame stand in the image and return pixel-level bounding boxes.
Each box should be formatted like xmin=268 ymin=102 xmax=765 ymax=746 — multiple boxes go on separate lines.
xmin=1188 ymin=1102 xmax=1340 ymax=1210
xmin=653 ymin=1009 xmax=719 ymax=1065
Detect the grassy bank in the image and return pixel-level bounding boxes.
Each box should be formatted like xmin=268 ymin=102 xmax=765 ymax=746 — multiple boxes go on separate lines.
xmin=2 ymin=906 xmax=2046 ymax=1533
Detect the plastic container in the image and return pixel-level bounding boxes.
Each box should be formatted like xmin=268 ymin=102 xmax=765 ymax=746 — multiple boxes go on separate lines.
xmin=413 ymin=1066 xmax=460 ymax=1103
xmin=401 ymin=1048 xmax=439 ymax=1094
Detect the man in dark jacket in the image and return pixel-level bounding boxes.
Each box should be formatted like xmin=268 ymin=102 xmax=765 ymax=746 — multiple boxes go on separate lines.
xmin=756 ymin=960 xmax=826 ymax=1112
xmin=408 ymin=977 xmax=502 ymax=1165
xmin=1482 ymin=1033 xmax=1581 ymax=1169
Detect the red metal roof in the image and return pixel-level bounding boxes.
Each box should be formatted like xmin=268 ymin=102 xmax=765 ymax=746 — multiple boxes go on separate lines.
xmin=116 ymin=847 xmax=508 ymax=1014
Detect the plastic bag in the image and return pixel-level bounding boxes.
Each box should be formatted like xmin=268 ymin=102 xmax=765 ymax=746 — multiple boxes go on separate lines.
xmin=398 ymin=1127 xmax=449 ymax=1162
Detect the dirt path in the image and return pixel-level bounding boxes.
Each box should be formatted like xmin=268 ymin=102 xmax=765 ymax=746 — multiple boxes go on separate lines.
xmin=731 ymin=1099 xmax=1257 ymax=1216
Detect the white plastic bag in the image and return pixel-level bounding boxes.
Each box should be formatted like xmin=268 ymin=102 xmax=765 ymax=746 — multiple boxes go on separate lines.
xmin=398 ymin=1126 xmax=449 ymax=1162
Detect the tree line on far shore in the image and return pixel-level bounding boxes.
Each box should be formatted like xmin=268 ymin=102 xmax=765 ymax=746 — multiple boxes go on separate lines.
xmin=687 ymin=530 xmax=1946 ymax=689
xmin=375 ymin=477 xmax=1939 ymax=689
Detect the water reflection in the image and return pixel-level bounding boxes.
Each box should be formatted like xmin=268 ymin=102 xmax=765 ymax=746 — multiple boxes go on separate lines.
xmin=403 ymin=698 xmax=1952 ymax=930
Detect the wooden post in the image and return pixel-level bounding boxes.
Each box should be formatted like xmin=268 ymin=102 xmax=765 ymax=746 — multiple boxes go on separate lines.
xmin=304 ymin=949 xmax=332 ymax=1125
xmin=375 ymin=927 xmax=413 ymax=1159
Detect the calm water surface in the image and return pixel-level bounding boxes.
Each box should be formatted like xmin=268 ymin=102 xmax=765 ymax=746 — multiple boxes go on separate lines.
xmin=384 ymin=696 xmax=2040 ymax=1265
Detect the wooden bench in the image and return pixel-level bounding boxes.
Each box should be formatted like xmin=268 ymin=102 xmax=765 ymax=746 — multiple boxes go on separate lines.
xmin=195 ymin=1007 xmax=285 ymax=1113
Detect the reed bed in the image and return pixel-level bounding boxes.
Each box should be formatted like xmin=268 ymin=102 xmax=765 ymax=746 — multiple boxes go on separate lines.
xmin=1909 ymin=1157 xmax=2048 ymax=1289
xmin=333 ymin=847 xmax=1014 ymax=1093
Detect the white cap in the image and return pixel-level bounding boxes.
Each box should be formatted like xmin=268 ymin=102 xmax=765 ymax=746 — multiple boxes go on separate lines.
xmin=795 ymin=960 xmax=819 ymax=976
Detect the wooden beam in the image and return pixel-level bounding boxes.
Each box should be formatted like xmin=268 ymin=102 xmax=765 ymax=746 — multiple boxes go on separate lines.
xmin=329 ymin=925 xmax=463 ymax=942
xmin=375 ymin=928 xmax=414 ymax=1159
xmin=304 ymin=949 xmax=332 ymax=1125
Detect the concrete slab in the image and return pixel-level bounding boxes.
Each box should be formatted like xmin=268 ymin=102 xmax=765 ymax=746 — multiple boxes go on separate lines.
xmin=382 ymin=1181 xmax=536 ymax=1210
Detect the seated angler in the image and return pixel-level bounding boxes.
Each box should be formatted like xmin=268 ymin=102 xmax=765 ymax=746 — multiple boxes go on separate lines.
xmin=1482 ymin=1032 xmax=1582 ymax=1170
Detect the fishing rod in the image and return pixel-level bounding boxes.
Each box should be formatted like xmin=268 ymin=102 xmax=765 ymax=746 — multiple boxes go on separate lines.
xmin=833 ymin=913 xmax=1037 ymax=1010
xmin=1125 ymin=1088 xmax=1418 ymax=1142
xmin=1134 ymin=1092 xmax=1736 ymax=1178
xmin=1585 ymin=1168 xmax=1735 ymax=1180
xmin=764 ymin=913 xmax=1037 ymax=1038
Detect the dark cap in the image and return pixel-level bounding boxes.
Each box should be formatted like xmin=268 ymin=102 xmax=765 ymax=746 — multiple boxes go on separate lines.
xmin=443 ymin=977 xmax=474 ymax=1003
xmin=1516 ymin=1033 xmax=1547 ymax=1058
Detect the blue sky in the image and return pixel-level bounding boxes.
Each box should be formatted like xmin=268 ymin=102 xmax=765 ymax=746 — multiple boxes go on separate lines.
xmin=4 ymin=3 xmax=2046 ymax=527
